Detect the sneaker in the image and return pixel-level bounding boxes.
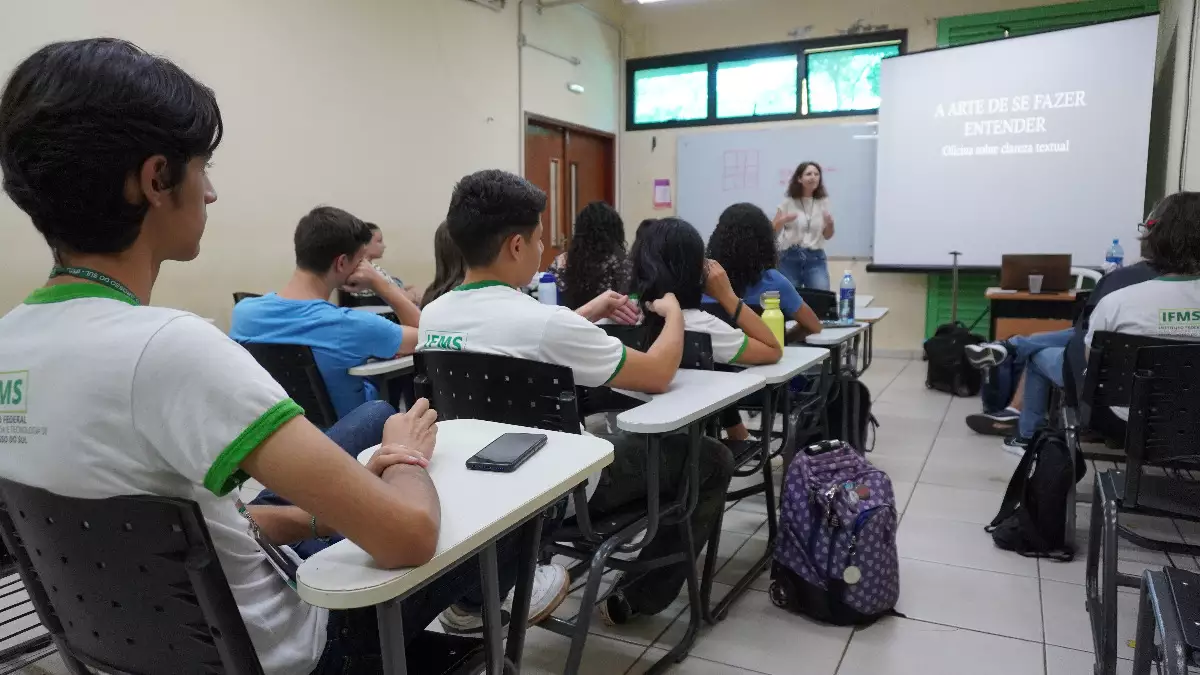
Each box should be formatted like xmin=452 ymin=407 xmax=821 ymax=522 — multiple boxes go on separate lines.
xmin=965 ymin=407 xmax=1020 ymax=436
xmin=523 ymin=563 xmax=571 ymax=625
xmin=964 ymin=342 xmax=1010 ymax=370
xmin=599 ymin=588 xmax=639 ymax=626
xmin=1001 ymin=436 xmax=1030 ymax=457
xmin=437 ymin=604 xmax=512 ymax=635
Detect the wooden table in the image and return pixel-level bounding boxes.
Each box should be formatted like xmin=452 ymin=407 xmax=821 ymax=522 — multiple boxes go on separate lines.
xmin=986 ymin=287 xmax=1077 ymax=340
xmin=297 ymin=419 xmax=613 ymax=675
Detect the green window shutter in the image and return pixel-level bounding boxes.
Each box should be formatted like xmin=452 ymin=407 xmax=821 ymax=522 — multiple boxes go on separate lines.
xmin=924 ymin=273 xmax=999 ymax=339
xmin=937 ymin=0 xmax=1159 ymax=47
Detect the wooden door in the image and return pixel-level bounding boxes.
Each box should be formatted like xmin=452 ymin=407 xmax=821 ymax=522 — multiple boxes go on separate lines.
xmin=524 ymin=118 xmax=615 ymax=270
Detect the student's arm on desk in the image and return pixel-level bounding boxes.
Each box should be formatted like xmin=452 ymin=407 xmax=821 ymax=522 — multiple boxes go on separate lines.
xmin=241 ymin=401 xmax=441 ymax=569
xmin=608 ymin=294 xmax=684 ymax=394
xmin=790 ymin=303 xmax=823 ymax=338
xmin=350 ymin=258 xmax=422 ymax=327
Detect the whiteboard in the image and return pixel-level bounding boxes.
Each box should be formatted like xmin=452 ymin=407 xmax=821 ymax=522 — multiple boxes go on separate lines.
xmin=676 ymin=124 xmax=878 ymax=258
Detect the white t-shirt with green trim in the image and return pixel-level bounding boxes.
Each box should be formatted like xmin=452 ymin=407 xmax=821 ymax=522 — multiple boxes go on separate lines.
xmin=0 ymin=284 xmax=324 ymax=675
xmin=682 ymin=309 xmax=750 ymax=365
xmin=418 ymin=281 xmax=627 ymax=386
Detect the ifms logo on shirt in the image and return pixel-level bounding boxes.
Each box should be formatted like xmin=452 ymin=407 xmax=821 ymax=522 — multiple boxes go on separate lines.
xmin=424 ymin=332 xmax=466 ymax=351
xmin=0 ymin=371 xmax=27 ymax=414
xmin=1159 ymin=308 xmax=1200 ymax=335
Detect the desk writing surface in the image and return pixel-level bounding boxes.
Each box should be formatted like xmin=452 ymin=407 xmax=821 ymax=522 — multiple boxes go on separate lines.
xmin=348 ymin=356 xmax=414 ymax=377
xmin=741 ymin=347 xmax=829 ymax=384
xmin=806 ymin=323 xmax=868 ymax=346
xmin=296 ymin=419 xmax=613 ymax=610
xmin=985 ymin=287 xmax=1077 ymax=302
xmin=614 ymin=369 xmax=765 ymax=434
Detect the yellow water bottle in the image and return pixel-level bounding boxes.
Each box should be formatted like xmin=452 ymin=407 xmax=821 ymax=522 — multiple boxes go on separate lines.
xmin=761 ymin=291 xmax=786 ymax=347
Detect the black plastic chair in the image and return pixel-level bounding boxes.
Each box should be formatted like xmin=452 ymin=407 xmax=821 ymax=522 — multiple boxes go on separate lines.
xmin=413 ymin=350 xmax=702 ymax=675
xmin=240 ymin=343 xmax=338 ymax=429
xmin=0 ymin=480 xmax=263 ymax=675
xmin=232 ymin=292 xmax=261 ymax=305
xmin=1133 ymin=567 xmax=1200 ymax=675
xmin=0 ymin=542 xmax=55 ymax=674
xmin=1087 ymin=342 xmax=1200 ymax=675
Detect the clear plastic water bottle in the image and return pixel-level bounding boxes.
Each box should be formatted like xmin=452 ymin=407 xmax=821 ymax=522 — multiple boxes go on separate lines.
xmin=538 ymin=272 xmax=558 ymax=306
xmin=1103 ymin=239 xmax=1124 ymax=274
xmin=838 ymin=270 xmax=856 ymax=323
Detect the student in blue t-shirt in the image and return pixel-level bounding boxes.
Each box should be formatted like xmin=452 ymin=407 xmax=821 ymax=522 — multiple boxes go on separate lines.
xmin=706 ymin=202 xmax=823 ymax=339
xmin=230 ymin=206 xmax=421 ymax=419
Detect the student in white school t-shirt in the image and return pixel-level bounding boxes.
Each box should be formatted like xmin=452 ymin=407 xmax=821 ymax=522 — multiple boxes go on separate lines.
xmin=774 ymin=161 xmax=835 ymax=290
xmin=0 ymin=38 xmax=514 ymax=675
xmin=419 ymin=170 xmax=735 ymax=627
xmin=628 ymin=217 xmax=783 ymax=442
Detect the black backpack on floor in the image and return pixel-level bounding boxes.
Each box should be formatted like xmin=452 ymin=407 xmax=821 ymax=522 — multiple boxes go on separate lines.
xmin=802 ymin=374 xmax=878 ymax=452
xmin=986 ymin=430 xmax=1086 ymax=560
xmin=923 ymin=313 xmax=987 ymax=397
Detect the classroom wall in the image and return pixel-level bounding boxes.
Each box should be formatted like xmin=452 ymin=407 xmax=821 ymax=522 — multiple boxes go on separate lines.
xmin=0 ymin=0 xmax=623 ymax=328
xmin=619 ymin=0 xmax=1081 ymax=355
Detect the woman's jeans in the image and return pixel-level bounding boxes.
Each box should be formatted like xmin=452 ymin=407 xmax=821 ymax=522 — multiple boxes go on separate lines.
xmin=779 ymin=246 xmax=830 ymax=290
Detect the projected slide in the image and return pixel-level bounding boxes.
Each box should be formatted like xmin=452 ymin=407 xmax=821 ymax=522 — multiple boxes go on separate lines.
xmin=873 ymin=15 xmax=1158 ymax=268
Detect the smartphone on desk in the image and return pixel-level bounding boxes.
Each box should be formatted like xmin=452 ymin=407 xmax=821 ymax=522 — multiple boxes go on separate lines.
xmin=466 ymin=433 xmax=549 ymax=473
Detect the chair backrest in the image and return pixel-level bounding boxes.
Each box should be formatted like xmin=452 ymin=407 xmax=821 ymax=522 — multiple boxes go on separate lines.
xmin=1072 ymin=267 xmax=1102 ymax=290
xmin=797 ymin=289 xmax=838 ymax=320
xmin=1123 ymin=343 xmax=1200 ymax=499
xmin=681 ymin=331 xmax=715 ymax=371
xmin=0 ymin=480 xmax=262 ymax=675
xmin=601 ymin=325 xmax=648 ymax=351
xmin=1081 ymin=332 xmax=1189 ymax=417
xmin=414 ymin=351 xmax=581 ymax=433
xmin=240 ymin=343 xmax=338 ymax=429
xmin=231 ymin=292 xmax=261 ymax=305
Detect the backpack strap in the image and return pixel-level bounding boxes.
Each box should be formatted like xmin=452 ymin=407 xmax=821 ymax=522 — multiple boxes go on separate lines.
xmin=985 ymin=440 xmax=1037 ymax=532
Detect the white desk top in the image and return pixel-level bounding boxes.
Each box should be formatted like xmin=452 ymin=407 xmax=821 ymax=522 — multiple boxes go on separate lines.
xmin=856 ymin=295 xmax=874 ymax=308
xmin=348 ymin=356 xmax=414 ymax=377
xmin=741 ymin=346 xmax=829 ymax=384
xmin=350 ymin=305 xmax=396 ymax=316
xmin=614 ymin=369 xmax=765 ymax=434
xmin=806 ymin=323 xmax=869 ymax=346
xmin=857 ymin=307 xmax=889 ymax=323
xmin=296 ymin=419 xmax=613 ymax=610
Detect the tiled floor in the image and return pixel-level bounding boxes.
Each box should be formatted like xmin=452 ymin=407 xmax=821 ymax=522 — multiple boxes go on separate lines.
xmin=21 ymin=357 xmax=1186 ymax=674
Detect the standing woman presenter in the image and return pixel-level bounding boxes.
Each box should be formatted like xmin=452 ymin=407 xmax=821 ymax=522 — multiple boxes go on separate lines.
xmin=774 ymin=161 xmax=834 ymax=290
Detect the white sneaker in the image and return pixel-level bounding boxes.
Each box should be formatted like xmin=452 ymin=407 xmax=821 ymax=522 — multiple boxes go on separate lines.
xmin=437 ymin=604 xmax=511 ymax=635
xmin=522 ymin=563 xmax=571 ymax=625
xmin=964 ymin=342 xmax=1009 ymax=370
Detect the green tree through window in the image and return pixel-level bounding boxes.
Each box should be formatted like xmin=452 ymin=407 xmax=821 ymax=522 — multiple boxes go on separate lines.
xmin=632 ymin=64 xmax=709 ymax=125
xmin=716 ymin=55 xmax=798 ymax=118
xmin=806 ymin=44 xmax=900 ymax=114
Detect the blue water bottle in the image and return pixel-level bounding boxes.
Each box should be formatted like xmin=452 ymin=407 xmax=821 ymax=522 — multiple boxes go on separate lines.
xmin=838 ymin=270 xmax=856 ymax=324
xmin=1103 ymin=239 xmax=1124 ymax=275
xmin=538 ymin=272 xmax=558 ymax=306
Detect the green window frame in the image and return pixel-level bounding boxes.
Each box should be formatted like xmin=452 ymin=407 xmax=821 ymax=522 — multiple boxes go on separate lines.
xmin=626 ymin=30 xmax=906 ymax=132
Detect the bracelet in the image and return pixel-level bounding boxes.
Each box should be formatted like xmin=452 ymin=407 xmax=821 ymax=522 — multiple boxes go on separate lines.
xmin=310 ymin=514 xmax=320 ymax=540
xmin=732 ymin=299 xmax=745 ymax=323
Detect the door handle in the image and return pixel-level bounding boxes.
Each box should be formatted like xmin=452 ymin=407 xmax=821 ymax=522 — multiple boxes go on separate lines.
xmin=549 ymin=159 xmax=561 ymax=248
xmin=569 ymin=162 xmax=578 ymax=241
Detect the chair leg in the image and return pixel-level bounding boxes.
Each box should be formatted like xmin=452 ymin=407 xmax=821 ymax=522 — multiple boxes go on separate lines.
xmin=698 ymin=509 xmax=723 ymax=624
xmin=1098 ymin=491 xmax=1120 ymax=675
xmin=643 ymin=521 xmax=704 ymax=675
xmin=1131 ymin=573 xmax=1156 ymax=675
xmin=561 ymin=531 xmax=635 ymax=675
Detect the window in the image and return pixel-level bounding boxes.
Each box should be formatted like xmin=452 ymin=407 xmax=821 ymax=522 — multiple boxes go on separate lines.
xmin=804 ymin=44 xmax=900 ymax=114
xmin=632 ymin=64 xmax=709 ymax=125
xmin=626 ymin=30 xmax=906 ymax=131
xmin=716 ymin=55 xmax=797 ymax=119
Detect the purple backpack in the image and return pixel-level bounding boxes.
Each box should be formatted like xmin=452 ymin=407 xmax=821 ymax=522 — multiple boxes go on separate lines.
xmin=770 ymin=440 xmax=900 ymax=625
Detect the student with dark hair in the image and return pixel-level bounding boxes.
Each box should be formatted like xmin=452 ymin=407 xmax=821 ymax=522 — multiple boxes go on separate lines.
xmin=707 ymin=203 xmax=823 ymax=338
xmin=420 ymin=221 xmax=466 ymax=307
xmin=421 ymin=170 xmax=733 ymax=627
xmin=774 ymin=161 xmax=835 ymax=290
xmin=345 ymin=222 xmax=424 ymax=305
xmin=0 ymin=38 xmax=502 ymax=674
xmin=631 ymin=217 xmax=782 ymax=440
xmin=230 ymin=206 xmax=421 ymax=419
xmin=548 ymin=201 xmax=631 ymax=309
xmin=966 ymin=192 xmax=1200 ymax=454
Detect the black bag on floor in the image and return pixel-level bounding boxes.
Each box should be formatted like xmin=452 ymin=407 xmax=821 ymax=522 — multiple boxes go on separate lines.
xmin=924 ymin=318 xmax=987 ymax=397
xmin=985 ymin=430 xmax=1085 ymax=560
xmin=808 ymin=374 xmax=878 ymax=452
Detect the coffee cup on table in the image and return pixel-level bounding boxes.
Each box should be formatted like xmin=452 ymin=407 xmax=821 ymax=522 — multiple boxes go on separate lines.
xmin=1028 ymin=274 xmax=1044 ymax=294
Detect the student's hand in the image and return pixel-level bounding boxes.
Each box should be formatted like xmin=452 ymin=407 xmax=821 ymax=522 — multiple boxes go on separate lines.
xmin=381 ymin=398 xmax=439 ymax=461
xmin=782 ymin=212 xmax=798 ymax=223
xmin=703 ymin=259 xmax=736 ymax=303
xmin=365 ymin=443 xmax=430 ymax=477
xmin=823 ymin=212 xmax=833 ymax=227
xmin=348 ymin=259 xmax=389 ymax=292
xmin=647 ymin=292 xmax=681 ymax=318
xmin=594 ymin=290 xmax=639 ymax=325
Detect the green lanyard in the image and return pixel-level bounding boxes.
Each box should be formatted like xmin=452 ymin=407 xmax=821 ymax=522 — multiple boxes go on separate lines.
xmin=49 ymin=266 xmax=140 ymax=306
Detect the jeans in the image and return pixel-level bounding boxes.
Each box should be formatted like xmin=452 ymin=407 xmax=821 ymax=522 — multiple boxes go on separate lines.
xmin=778 ymin=246 xmax=830 ymax=291
xmin=1010 ymin=329 xmax=1073 ymax=440
xmin=247 ymin=401 xmax=520 ymax=673
xmin=591 ymin=432 xmax=734 ymax=615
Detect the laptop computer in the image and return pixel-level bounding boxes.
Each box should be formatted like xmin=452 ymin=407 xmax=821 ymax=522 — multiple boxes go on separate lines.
xmin=1000 ymin=254 xmax=1072 ymax=292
